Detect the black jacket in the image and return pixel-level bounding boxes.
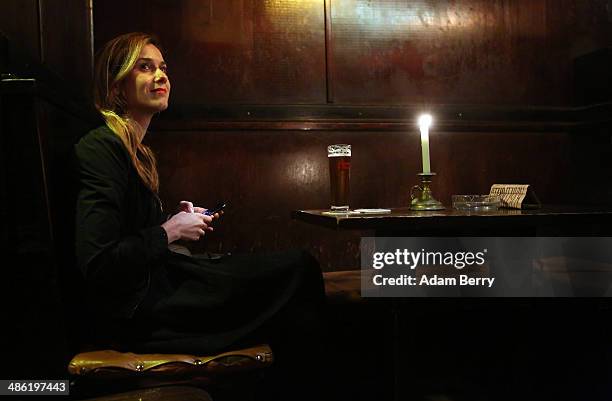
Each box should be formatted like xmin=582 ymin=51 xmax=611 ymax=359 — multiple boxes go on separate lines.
xmin=75 ymin=125 xmax=166 ymax=319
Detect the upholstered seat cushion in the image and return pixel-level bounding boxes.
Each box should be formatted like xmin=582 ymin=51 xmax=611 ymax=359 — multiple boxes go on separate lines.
xmin=69 ymin=344 xmax=273 ymax=386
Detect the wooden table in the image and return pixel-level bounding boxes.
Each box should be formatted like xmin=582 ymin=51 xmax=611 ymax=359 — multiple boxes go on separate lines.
xmin=292 ymin=205 xmax=612 ymax=235
xmin=292 ymin=204 xmax=612 ymax=401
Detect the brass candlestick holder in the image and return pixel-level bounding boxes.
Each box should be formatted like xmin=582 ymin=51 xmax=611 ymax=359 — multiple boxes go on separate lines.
xmin=410 ymin=172 xmax=445 ymax=211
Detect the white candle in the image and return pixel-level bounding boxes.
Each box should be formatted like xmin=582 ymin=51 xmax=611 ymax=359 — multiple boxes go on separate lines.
xmin=418 ymin=114 xmax=432 ymax=174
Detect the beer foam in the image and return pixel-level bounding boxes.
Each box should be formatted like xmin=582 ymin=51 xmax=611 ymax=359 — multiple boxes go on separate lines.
xmin=327 ymin=144 xmax=351 ymax=157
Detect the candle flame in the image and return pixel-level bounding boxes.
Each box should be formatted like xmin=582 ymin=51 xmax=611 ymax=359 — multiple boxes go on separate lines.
xmin=418 ymin=114 xmax=433 ymax=129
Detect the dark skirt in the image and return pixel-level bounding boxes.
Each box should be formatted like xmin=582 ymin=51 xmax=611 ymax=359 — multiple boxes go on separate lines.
xmin=124 ymin=249 xmax=325 ymax=355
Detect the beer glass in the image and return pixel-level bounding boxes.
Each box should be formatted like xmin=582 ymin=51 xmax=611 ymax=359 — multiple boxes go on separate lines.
xmin=327 ymin=144 xmax=351 ymax=210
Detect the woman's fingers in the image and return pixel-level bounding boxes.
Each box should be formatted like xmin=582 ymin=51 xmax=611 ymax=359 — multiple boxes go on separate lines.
xmin=197 ymin=215 xmax=213 ymax=234
xmin=172 ymin=209 xmax=215 ymax=241
xmin=179 ymin=200 xmax=194 ymax=213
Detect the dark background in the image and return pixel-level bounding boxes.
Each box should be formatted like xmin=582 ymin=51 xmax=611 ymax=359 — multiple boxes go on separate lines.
xmin=2 ymin=1 xmax=612 ymax=400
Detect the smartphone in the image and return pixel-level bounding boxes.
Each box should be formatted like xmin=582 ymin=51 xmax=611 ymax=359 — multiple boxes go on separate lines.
xmin=204 ymin=202 xmax=227 ymax=216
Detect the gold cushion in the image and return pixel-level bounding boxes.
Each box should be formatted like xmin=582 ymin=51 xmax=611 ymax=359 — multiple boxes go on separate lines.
xmin=68 ymin=344 xmax=273 ymax=382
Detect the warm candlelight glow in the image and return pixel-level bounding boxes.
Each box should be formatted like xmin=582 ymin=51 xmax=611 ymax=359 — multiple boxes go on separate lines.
xmin=418 ymin=114 xmax=433 ymax=174
xmin=418 ymin=114 xmax=433 ymax=129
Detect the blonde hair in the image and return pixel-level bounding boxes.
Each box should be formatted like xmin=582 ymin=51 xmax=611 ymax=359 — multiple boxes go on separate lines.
xmin=93 ymin=32 xmax=161 ymax=193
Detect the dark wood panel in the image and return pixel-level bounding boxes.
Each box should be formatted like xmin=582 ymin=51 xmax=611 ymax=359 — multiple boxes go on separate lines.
xmin=93 ymin=0 xmax=327 ymax=105
xmin=39 ymin=0 xmax=93 ymax=99
xmin=2 ymin=79 xmax=95 ymax=378
xmin=329 ymin=0 xmax=612 ymax=106
xmin=91 ymin=0 xmax=612 ymax=108
xmin=574 ymin=48 xmax=612 ymax=105
xmin=0 ymin=0 xmax=41 ymax=63
xmin=151 ymin=102 xmax=612 ymax=132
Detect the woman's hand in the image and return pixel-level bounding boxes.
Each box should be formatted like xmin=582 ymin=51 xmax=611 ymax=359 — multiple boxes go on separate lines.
xmin=161 ymin=211 xmax=213 ymax=243
xmin=178 ymin=200 xmax=196 ymax=213
xmin=177 ymin=200 xmax=223 ymax=219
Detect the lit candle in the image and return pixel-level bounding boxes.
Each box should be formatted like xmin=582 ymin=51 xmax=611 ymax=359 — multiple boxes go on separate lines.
xmin=418 ymin=114 xmax=432 ymax=174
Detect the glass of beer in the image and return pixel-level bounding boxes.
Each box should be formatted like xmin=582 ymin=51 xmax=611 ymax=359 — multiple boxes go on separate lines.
xmin=327 ymin=144 xmax=351 ymax=210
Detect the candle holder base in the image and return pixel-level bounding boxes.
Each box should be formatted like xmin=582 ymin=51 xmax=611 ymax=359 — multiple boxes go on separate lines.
xmin=410 ymin=172 xmax=445 ymax=211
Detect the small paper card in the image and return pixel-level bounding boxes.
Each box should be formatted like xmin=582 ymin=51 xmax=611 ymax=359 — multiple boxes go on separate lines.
xmin=489 ymin=184 xmax=541 ymax=209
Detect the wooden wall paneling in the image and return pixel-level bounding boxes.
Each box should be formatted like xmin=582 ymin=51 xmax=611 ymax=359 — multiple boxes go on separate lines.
xmin=568 ymin=126 xmax=612 ymax=205
xmin=39 ymin=0 xmax=94 ymax=99
xmin=0 ymin=0 xmax=41 ymax=64
xmin=0 ymin=33 xmax=6 ymax=70
xmin=2 ymin=79 xmax=96 ymax=378
xmin=558 ymin=0 xmax=612 ymax=58
xmin=0 ymin=0 xmax=94 ymax=102
xmin=2 ymin=86 xmax=66 ymax=378
xmin=0 ymin=88 xmax=5 ymax=247
xmin=153 ymin=102 xmax=584 ymax=129
xmin=36 ymin=92 xmax=96 ymax=359
xmin=328 ymin=0 xmax=611 ymax=106
xmin=90 ymin=0 xmax=612 ymax=108
xmin=244 ymin=0 xmax=326 ymax=104
xmin=92 ymin=0 xmax=143 ymax=49
xmin=93 ymin=0 xmax=327 ymax=106
xmin=324 ymin=0 xmax=333 ymax=102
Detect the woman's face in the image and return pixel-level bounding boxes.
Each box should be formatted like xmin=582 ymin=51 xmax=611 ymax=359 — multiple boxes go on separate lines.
xmin=122 ymin=43 xmax=170 ymax=117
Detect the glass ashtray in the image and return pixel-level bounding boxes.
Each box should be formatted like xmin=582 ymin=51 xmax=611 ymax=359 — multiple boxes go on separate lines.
xmin=452 ymin=195 xmax=500 ymax=211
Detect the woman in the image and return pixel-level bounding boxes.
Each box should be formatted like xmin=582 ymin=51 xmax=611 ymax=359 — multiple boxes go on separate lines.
xmin=74 ymin=32 xmax=326 ymax=365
